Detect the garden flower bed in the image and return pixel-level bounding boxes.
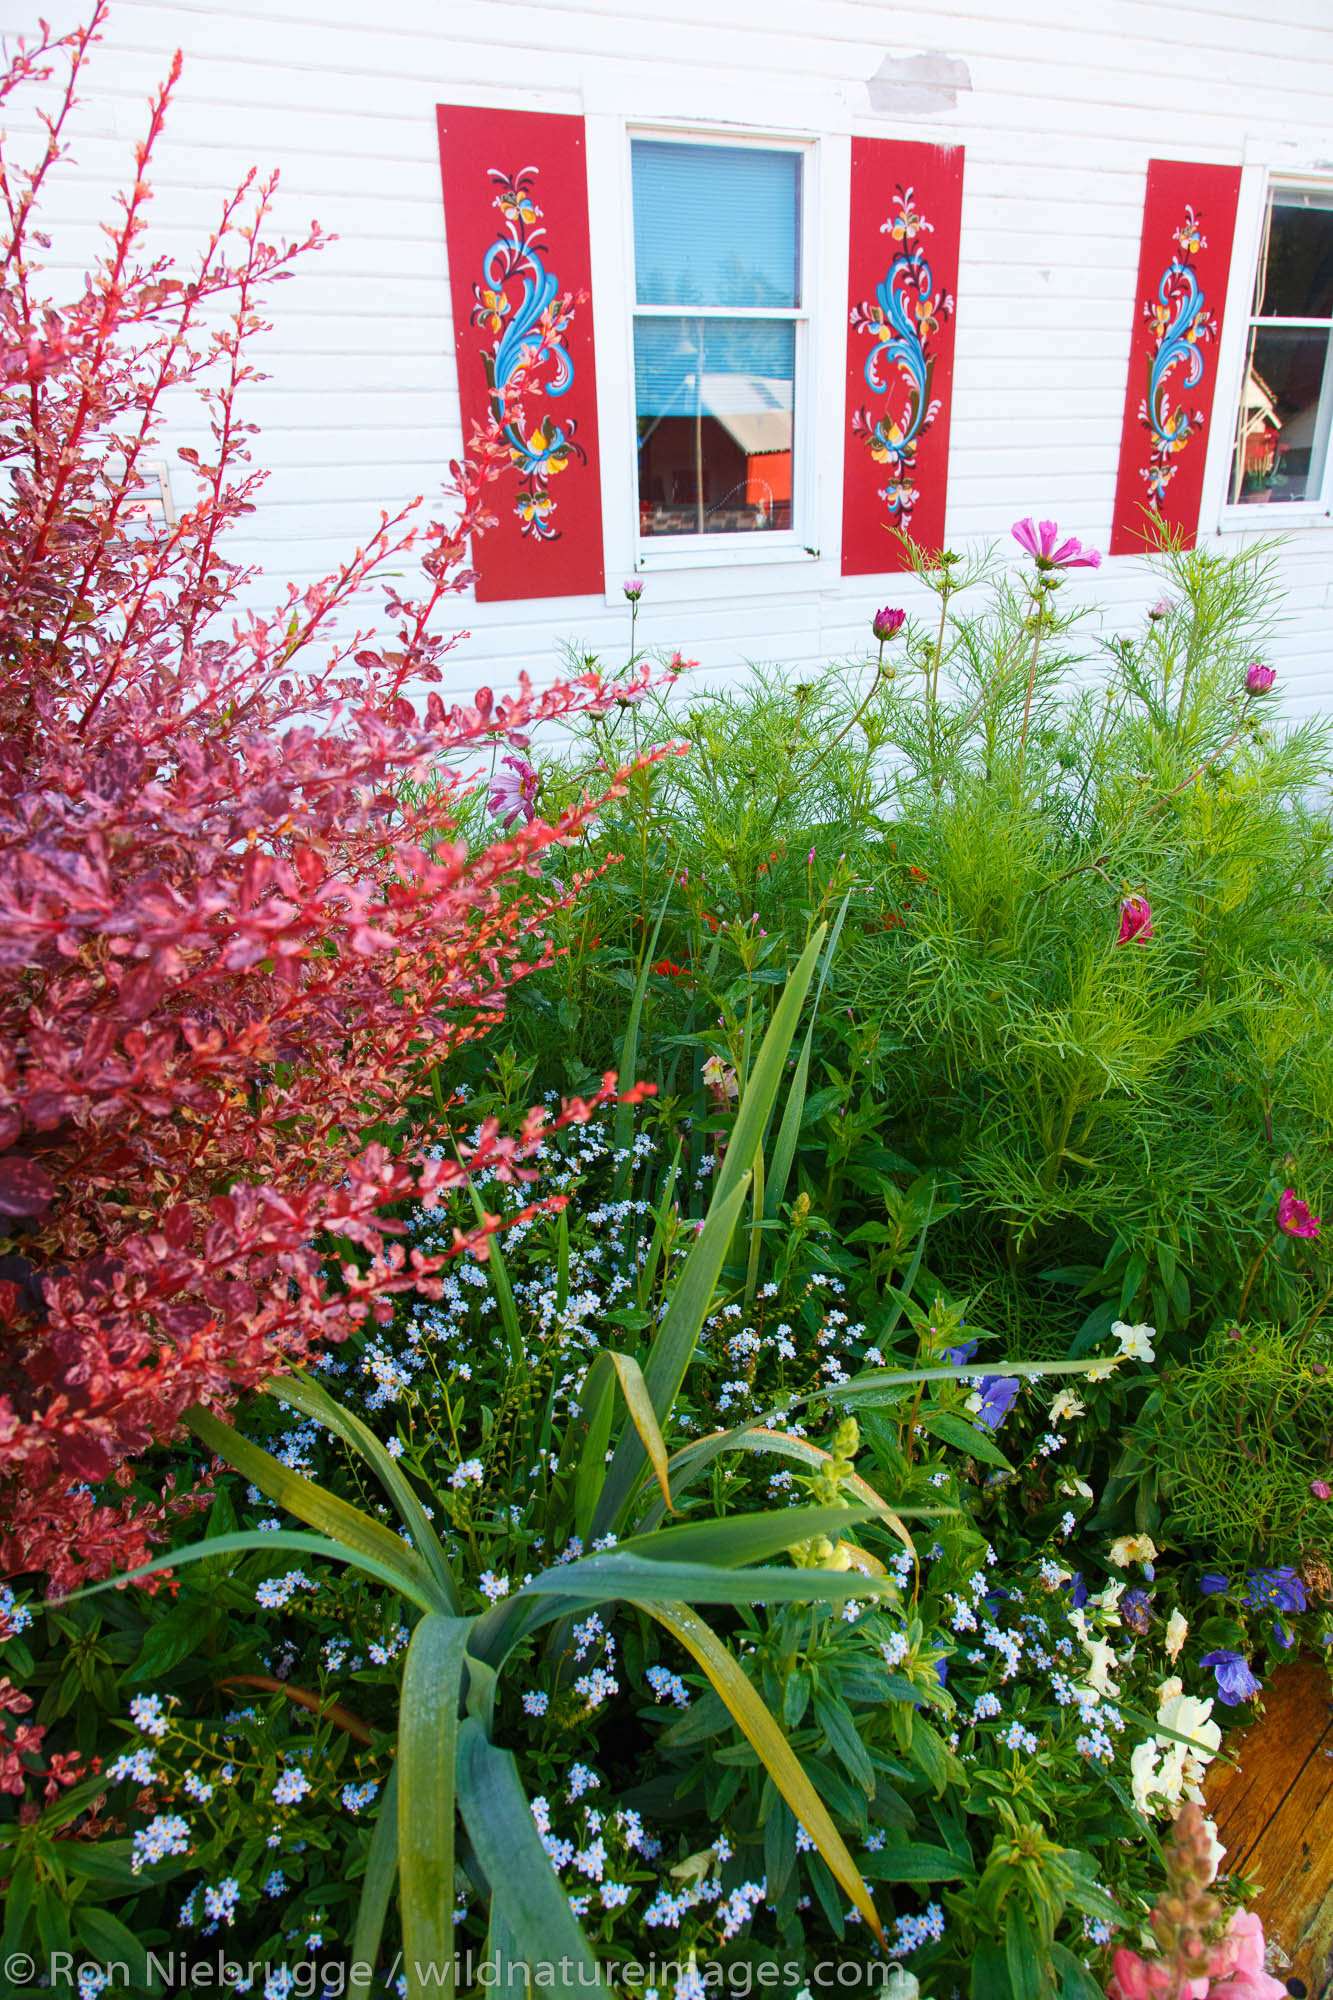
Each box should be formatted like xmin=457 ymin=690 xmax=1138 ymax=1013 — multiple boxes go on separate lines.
xmin=2 ymin=15 xmax=1332 ymax=2000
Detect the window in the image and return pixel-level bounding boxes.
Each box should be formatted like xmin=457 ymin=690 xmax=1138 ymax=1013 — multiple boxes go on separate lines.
xmin=630 ymin=138 xmax=804 ymax=540
xmin=1229 ymin=187 xmax=1333 ymax=508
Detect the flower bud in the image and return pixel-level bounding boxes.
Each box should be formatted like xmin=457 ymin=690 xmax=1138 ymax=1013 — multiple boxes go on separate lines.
xmin=1245 ymin=660 xmax=1276 ymax=695
xmin=872 ymin=606 xmax=906 ymax=642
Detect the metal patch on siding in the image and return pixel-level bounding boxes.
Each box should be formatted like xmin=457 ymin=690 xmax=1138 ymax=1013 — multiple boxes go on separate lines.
xmin=867 ymin=52 xmax=972 ymax=117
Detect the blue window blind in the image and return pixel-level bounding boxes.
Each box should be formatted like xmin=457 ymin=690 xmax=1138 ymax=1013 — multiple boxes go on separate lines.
xmin=632 ymin=141 xmax=801 ymax=309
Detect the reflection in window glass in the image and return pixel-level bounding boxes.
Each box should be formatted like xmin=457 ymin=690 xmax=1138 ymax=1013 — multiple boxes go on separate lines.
xmin=635 ymin=318 xmax=794 ymax=535
xmin=631 ymin=139 xmax=803 ymax=539
xmin=632 ymin=142 xmax=801 ymax=309
xmin=1232 ymin=190 xmax=1333 ymax=507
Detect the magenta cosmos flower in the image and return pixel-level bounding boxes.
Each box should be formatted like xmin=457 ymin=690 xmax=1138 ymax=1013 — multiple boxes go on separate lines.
xmin=872 ymin=606 xmax=906 ymax=642
xmin=1277 ymin=1189 xmax=1321 ymax=1239
xmin=1245 ymin=661 xmax=1276 ymax=695
xmin=487 ymin=754 xmax=540 ymax=829
xmin=1011 ymin=518 xmax=1102 ymax=570
xmin=1116 ymin=895 xmax=1153 ymax=946
xmin=623 ymin=579 xmax=644 ymax=603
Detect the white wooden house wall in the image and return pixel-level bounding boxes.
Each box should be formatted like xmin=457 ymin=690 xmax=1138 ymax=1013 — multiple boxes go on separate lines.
xmin=17 ymin=0 xmax=1333 ymax=715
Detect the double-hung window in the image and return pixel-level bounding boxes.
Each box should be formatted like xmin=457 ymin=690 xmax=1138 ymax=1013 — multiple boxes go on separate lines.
xmin=1229 ymin=186 xmax=1333 ymax=509
xmin=630 ymin=137 xmax=805 ymax=543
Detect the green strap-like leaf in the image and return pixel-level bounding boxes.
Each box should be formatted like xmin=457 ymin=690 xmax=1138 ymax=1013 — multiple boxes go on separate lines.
xmin=399 ymin=1615 xmax=471 ymax=2000
xmin=186 ymin=1405 xmax=444 ymax=1608
xmin=637 ymin=1427 xmax=920 ymax=1554
xmin=573 ymin=1351 xmax=618 ymax=1540
xmin=715 ymin=926 xmax=823 ymax=1214
xmin=275 ymin=1372 xmax=460 ymax=1610
xmin=50 ymin=1529 xmax=440 ymax=1613
xmin=589 ymin=1172 xmax=750 ymax=1539
xmin=455 ymin=1718 xmax=607 ymax=1987
xmin=615 ymin=1500 xmax=877 ymax=1568
xmin=764 ymin=897 xmax=849 ymax=1222
xmin=639 ymin=1599 xmax=886 ymax=1948
xmin=612 ymin=865 xmax=676 ymax=1199
xmin=349 ymin=1761 xmax=400 ymax=2000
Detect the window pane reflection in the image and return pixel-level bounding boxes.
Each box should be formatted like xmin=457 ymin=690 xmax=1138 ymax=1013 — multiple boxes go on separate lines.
xmin=1255 ymin=195 xmax=1333 ymax=318
xmin=1230 ymin=326 xmax=1333 ymax=504
xmin=634 ymin=317 xmax=795 ymax=535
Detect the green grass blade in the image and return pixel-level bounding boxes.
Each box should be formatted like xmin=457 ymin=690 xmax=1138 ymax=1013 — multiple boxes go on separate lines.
xmin=349 ymin=1761 xmax=399 ymax=2000
xmin=399 ymin=1615 xmax=471 ymax=2000
xmin=714 ymin=927 xmax=823 ymax=1214
xmin=764 ymin=896 xmax=850 ymax=1222
xmin=744 ymin=1140 xmax=766 ymax=1308
xmin=879 ymin=1185 xmax=935 ymax=1342
xmin=636 ymin=1428 xmax=919 ymax=1554
xmin=468 ymin=1185 xmax=524 ymax=1372
xmin=573 ymin=1351 xmax=617 ymax=1541
xmin=640 ymin=1600 xmax=886 ymax=1948
xmin=589 ymin=1172 xmax=750 ymax=1540
xmin=611 ymin=870 xmax=675 ymax=1199
xmin=52 ymin=1530 xmax=440 ymax=1612
xmin=186 ymin=1405 xmax=442 ymax=1607
xmin=637 ymin=1139 xmax=682 ymax=1308
xmin=275 ymin=1373 xmax=460 ymax=1612
xmin=490 ymin=1552 xmax=890 ymax=1613
xmin=455 ymin=1719 xmax=607 ymax=1985
xmin=615 ymin=1501 xmax=876 ymax=1567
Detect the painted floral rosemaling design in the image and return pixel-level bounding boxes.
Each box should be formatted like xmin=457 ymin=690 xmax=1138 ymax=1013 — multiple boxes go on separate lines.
xmin=1138 ymin=205 xmax=1220 ymax=511
xmin=471 ymin=164 xmax=586 ymax=541
xmin=849 ymin=185 xmax=955 ymax=533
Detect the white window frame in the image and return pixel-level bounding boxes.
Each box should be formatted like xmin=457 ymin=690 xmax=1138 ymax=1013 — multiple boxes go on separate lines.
xmin=1203 ymin=154 xmax=1333 ymax=534
xmin=584 ymin=115 xmax=847 ymax=603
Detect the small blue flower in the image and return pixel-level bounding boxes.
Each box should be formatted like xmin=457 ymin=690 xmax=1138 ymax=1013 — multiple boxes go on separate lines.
xmin=1199 ymin=1649 xmax=1262 ymax=1706
xmin=1198 ymin=1572 xmax=1230 ymax=1596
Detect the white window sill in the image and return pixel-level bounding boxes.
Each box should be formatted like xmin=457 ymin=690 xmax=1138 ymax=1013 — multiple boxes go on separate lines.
xmin=1218 ymin=504 xmax=1332 ymax=532
xmin=627 ymin=534 xmax=820 ymax=575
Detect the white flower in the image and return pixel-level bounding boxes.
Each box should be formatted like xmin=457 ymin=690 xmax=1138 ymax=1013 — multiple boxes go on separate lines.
xmin=1156 ymin=1675 xmax=1184 ymax=1707
xmin=1085 ymin=1356 xmax=1120 ymax=1382
xmin=1108 ymin=1533 xmax=1157 ymax=1569
xmin=1111 ymin=1320 xmax=1156 ymax=1364
xmin=1165 ymin=1607 xmax=1188 ymax=1663
xmin=1049 ymin=1389 xmax=1085 ymax=1422
xmin=1078 ymin=1634 xmax=1120 ymax=1697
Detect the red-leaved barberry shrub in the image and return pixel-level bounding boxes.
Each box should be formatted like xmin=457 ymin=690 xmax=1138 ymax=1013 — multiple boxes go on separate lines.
xmin=0 ymin=9 xmax=663 ymax=1590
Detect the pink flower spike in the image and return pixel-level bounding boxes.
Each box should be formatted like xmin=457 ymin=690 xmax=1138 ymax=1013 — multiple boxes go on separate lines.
xmin=1277 ymin=1189 xmax=1321 ymax=1239
xmin=1116 ymin=895 xmax=1154 ymax=946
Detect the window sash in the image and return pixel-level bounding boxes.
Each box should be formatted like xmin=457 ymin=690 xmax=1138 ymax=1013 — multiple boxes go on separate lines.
xmin=1223 ymin=181 xmax=1333 ymax=518
xmin=628 ymin=130 xmax=811 ymax=554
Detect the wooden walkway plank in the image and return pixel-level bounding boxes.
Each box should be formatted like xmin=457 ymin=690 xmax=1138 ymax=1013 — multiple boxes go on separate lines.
xmin=1205 ymin=1658 xmax=1333 ymax=1998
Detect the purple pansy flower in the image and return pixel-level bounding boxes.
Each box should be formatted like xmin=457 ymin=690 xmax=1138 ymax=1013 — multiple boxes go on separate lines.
xmin=1200 ymin=1650 xmax=1262 ymax=1706
xmin=944 ymin=1339 xmax=979 ymax=1368
xmin=1198 ymin=1572 xmax=1230 ymax=1596
xmin=973 ymin=1375 xmax=1021 ymax=1431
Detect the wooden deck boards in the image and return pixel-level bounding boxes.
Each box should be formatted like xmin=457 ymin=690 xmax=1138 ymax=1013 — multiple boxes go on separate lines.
xmin=1205 ymin=1658 xmax=1333 ymax=1997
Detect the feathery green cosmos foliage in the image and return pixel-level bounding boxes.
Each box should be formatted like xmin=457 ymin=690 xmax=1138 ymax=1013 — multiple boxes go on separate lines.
xmin=513 ymin=537 xmax=1333 ymax=1352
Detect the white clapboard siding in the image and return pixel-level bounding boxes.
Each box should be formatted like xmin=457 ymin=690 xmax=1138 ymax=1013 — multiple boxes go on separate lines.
xmin=7 ymin=0 xmax=1333 ymax=713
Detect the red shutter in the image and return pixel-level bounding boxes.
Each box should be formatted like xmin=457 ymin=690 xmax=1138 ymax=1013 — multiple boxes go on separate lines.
xmin=436 ymin=106 xmax=605 ymax=602
xmin=841 ymin=139 xmax=965 ymax=576
xmin=1109 ymin=159 xmax=1242 ymax=556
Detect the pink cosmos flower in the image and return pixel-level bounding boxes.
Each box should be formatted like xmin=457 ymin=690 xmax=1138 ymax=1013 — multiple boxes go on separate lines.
xmin=1245 ymin=661 xmax=1276 ymax=695
xmin=623 ymin=579 xmax=644 ymax=602
xmin=1277 ymin=1188 xmax=1321 ymax=1239
xmin=1116 ymin=895 xmax=1154 ymax=945
xmin=487 ymin=754 xmax=540 ymax=829
xmin=1011 ymin=517 xmax=1102 ymax=570
xmin=872 ymin=606 xmax=906 ymax=642
xmin=1310 ymin=1477 xmax=1331 ymax=1501
xmin=1148 ymin=598 xmax=1173 ymax=620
